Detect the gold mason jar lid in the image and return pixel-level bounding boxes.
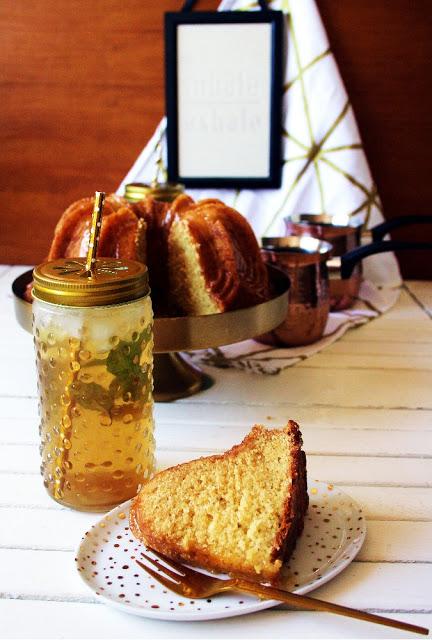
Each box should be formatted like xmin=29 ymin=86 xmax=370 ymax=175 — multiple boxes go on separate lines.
xmin=33 ymin=257 xmax=149 ymax=307
xmin=124 ymin=181 xmax=184 ymax=203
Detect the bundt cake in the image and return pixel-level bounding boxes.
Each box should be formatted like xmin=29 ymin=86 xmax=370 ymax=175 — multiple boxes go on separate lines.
xmin=129 ymin=421 xmax=308 ymax=583
xmin=41 ymin=193 xmax=269 ymax=316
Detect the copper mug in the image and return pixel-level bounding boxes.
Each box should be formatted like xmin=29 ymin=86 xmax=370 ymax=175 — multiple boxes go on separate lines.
xmin=285 ymin=214 xmax=432 ymax=309
xmin=285 ymin=213 xmax=361 ymax=254
xmin=258 ymin=236 xmax=333 ymax=347
xmin=285 ymin=214 xmax=362 ymax=310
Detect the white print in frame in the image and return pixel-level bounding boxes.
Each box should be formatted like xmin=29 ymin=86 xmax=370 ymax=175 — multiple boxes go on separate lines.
xmin=165 ymin=8 xmax=284 ymax=189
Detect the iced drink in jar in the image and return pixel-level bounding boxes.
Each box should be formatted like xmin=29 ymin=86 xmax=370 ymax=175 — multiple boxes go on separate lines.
xmin=32 ymin=257 xmax=154 ymax=511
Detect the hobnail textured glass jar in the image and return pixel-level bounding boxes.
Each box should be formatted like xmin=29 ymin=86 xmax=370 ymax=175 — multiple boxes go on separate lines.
xmin=32 ymin=257 xmax=154 ymax=511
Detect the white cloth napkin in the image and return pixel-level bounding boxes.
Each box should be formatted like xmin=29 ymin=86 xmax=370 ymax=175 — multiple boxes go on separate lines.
xmin=117 ymin=0 xmax=402 ymax=374
xmin=188 ymin=281 xmax=400 ymax=374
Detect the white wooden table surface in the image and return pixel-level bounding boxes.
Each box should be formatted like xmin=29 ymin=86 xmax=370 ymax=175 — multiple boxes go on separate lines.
xmin=1 ymin=265 xmax=431 ymax=639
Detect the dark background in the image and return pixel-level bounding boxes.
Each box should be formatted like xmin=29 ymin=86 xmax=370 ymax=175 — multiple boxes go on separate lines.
xmin=1 ymin=0 xmax=431 ymax=278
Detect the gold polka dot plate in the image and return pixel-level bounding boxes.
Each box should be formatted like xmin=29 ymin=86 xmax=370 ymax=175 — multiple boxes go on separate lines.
xmin=75 ymin=480 xmax=366 ymax=621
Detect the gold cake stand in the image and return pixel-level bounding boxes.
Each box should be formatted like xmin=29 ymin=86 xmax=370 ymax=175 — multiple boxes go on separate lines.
xmin=12 ymin=265 xmax=289 ymax=401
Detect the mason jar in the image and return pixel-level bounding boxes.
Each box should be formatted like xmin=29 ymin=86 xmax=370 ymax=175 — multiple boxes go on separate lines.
xmin=32 ymin=257 xmax=154 ymax=511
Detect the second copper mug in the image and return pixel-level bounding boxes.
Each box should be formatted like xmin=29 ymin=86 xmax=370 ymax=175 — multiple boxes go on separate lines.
xmin=285 ymin=214 xmax=362 ymax=310
xmin=258 ymin=236 xmax=333 ymax=347
xmin=285 ymin=213 xmax=361 ymax=254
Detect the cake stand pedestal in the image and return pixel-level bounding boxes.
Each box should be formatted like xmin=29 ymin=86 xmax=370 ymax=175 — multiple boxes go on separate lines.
xmin=152 ymin=353 xmax=212 ymax=402
xmin=12 ymin=266 xmax=289 ymax=402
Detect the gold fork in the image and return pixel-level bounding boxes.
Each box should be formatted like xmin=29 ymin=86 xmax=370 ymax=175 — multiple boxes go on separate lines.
xmin=136 ymin=549 xmax=428 ymax=636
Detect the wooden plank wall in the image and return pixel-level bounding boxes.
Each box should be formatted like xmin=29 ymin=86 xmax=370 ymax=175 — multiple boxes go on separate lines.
xmin=1 ymin=0 xmax=431 ymax=278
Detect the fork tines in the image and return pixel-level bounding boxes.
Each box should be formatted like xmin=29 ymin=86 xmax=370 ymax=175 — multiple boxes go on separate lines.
xmin=139 ymin=550 xmax=183 ymax=581
xmin=136 ymin=549 xmax=200 ymax=597
xmin=136 ymin=556 xmax=182 ymax=594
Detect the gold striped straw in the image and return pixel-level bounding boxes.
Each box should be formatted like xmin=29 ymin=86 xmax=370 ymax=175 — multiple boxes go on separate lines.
xmin=85 ymin=191 xmax=106 ymax=274
xmin=54 ymin=190 xmax=105 ymax=500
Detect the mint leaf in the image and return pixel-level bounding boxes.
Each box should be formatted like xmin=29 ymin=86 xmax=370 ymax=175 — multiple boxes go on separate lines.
xmin=106 ymin=327 xmax=151 ymax=401
xmin=70 ymin=380 xmax=114 ymax=413
xmin=68 ymin=327 xmax=152 ymax=414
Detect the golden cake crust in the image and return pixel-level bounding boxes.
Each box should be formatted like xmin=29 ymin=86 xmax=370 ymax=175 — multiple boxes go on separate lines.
xmin=169 ymin=198 xmax=269 ymax=312
xmin=45 ymin=193 xmax=269 ymax=316
xmin=129 ymin=421 xmax=308 ymax=583
xmin=47 ymin=195 xmax=146 ymax=262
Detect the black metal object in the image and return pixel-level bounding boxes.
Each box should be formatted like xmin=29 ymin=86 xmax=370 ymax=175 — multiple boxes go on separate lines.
xmin=181 ymin=0 xmax=269 ymax=10
xmin=341 ymin=241 xmax=432 ymax=279
xmin=371 ymin=215 xmax=432 ymax=242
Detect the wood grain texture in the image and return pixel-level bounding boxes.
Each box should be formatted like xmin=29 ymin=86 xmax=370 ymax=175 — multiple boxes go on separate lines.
xmin=1 ymin=546 xmax=430 ymax=609
xmin=317 ymin=0 xmax=432 ymax=278
xmin=0 ymin=602 xmax=430 ymax=640
xmin=1 ymin=0 xmax=431 ymax=276
xmin=1 ymin=268 xmax=432 ymax=636
xmin=0 ymin=0 xmax=218 ymax=266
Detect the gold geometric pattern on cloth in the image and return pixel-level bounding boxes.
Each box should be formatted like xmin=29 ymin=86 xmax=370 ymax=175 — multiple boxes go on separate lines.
xmin=238 ymin=0 xmax=382 ymax=236
xmin=268 ymin=5 xmax=381 ymax=234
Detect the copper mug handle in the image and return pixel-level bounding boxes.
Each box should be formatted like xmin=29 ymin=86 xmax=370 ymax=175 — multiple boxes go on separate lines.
xmin=341 ymin=240 xmax=432 ymax=279
xmin=372 ymin=215 xmax=432 ymax=242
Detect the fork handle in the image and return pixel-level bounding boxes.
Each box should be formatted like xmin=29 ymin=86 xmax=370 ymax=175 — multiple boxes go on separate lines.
xmin=234 ymin=580 xmax=429 ymax=636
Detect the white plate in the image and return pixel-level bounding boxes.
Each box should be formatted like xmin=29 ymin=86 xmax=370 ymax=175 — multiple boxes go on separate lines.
xmin=75 ymin=480 xmax=366 ymax=621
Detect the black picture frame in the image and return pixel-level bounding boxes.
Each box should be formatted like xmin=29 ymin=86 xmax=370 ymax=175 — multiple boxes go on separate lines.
xmin=165 ymin=9 xmax=284 ymax=189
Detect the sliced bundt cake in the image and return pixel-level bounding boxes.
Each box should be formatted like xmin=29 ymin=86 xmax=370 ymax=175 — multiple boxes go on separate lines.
xmin=168 ymin=197 xmax=269 ymax=315
xmin=44 ymin=193 xmax=269 ymax=316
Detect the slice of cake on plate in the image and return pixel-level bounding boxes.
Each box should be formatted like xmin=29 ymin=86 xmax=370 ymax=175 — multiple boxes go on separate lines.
xmin=130 ymin=421 xmax=308 ymax=583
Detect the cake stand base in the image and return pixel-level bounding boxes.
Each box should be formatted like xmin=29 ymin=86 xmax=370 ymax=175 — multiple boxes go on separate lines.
xmin=153 ymin=352 xmax=214 ymax=402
